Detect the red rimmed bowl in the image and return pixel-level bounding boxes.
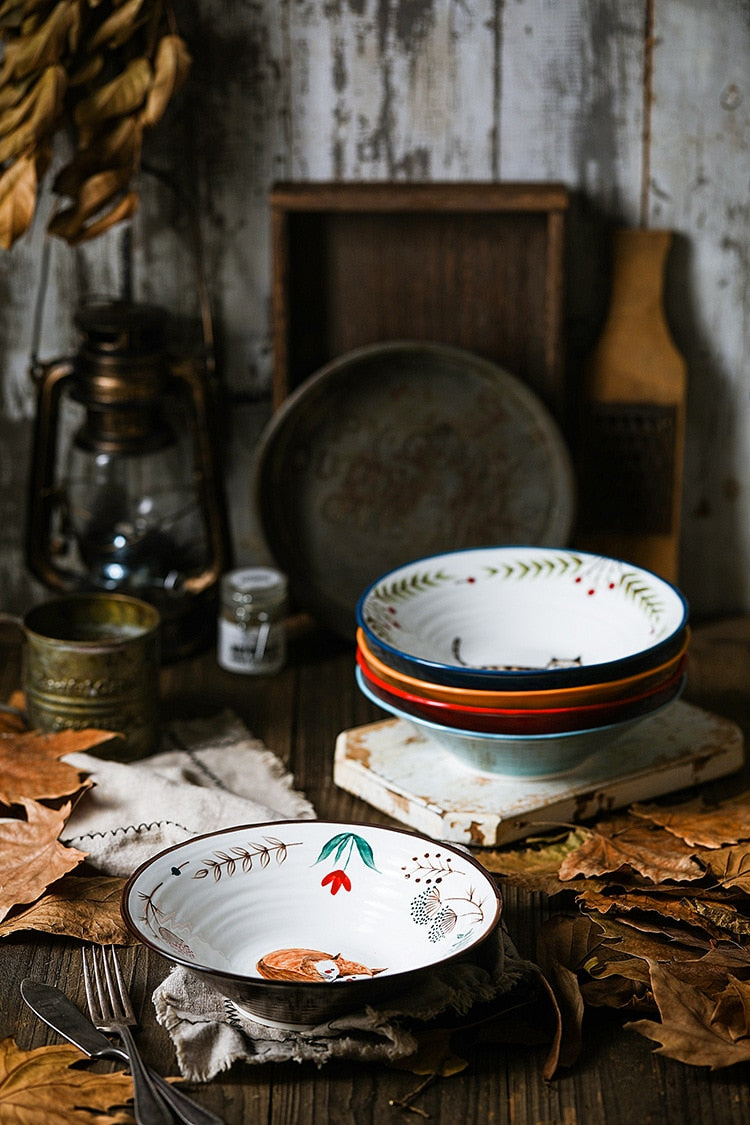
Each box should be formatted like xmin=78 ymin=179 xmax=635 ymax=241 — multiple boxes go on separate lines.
xmin=356 ymin=626 xmax=691 ymax=709
xmin=356 ymin=661 xmax=687 ymax=737
xmin=356 ymin=650 xmax=687 ymax=733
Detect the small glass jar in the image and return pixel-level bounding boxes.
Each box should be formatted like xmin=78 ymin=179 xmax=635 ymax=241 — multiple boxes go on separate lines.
xmin=217 ymin=567 xmax=288 ymax=675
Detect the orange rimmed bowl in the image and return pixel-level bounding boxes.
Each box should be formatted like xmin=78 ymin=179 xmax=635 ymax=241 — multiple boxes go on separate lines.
xmin=356 ymin=626 xmax=691 ymax=710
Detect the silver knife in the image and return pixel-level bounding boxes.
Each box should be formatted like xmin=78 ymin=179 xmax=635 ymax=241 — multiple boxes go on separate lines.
xmin=21 ymin=979 xmax=225 ymax=1125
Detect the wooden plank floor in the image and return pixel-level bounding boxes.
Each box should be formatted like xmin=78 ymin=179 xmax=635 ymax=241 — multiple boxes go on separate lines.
xmin=2 ymin=621 xmax=750 ymax=1123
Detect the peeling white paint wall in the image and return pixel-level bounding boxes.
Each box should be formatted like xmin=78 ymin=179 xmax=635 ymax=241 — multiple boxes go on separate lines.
xmin=0 ymin=0 xmax=748 ymax=622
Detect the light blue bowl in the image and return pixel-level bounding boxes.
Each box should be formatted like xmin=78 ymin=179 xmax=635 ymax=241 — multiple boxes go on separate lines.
xmin=356 ymin=666 xmax=685 ymax=778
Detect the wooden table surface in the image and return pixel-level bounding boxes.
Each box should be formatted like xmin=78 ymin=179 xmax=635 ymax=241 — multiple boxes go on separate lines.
xmin=2 ymin=618 xmax=750 ymax=1124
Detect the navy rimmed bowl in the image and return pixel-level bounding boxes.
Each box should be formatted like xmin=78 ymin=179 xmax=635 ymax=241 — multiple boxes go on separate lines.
xmin=356 ymin=546 xmax=689 ymax=692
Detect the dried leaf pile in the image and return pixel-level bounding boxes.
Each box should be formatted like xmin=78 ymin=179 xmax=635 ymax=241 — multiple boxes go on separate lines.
xmin=0 ymin=711 xmax=130 ymax=942
xmin=0 ymin=0 xmax=191 ymax=248
xmin=483 ymin=790 xmax=750 ymax=1070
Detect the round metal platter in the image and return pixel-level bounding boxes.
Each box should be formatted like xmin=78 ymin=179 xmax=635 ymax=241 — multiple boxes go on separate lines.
xmin=253 ymin=341 xmax=576 ymax=638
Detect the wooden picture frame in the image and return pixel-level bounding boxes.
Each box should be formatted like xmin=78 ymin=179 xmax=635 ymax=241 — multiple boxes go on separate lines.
xmin=270 ymin=181 xmax=569 ymax=423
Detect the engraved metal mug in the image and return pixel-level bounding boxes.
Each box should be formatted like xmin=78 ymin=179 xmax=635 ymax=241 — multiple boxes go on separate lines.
xmin=0 ymin=592 xmax=161 ymax=760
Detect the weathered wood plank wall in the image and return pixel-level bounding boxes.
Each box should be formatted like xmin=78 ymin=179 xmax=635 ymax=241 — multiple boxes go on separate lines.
xmin=0 ymin=0 xmax=748 ymax=622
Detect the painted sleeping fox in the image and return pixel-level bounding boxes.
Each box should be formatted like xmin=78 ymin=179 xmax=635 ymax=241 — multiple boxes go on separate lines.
xmin=257 ymin=947 xmax=386 ymax=982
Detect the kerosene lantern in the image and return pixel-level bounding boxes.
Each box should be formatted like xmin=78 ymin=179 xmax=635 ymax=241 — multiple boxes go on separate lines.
xmin=25 ymin=299 xmax=232 ymax=661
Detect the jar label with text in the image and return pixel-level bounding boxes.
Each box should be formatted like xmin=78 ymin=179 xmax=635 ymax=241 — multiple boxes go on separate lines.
xmin=218 ymin=618 xmax=285 ymax=674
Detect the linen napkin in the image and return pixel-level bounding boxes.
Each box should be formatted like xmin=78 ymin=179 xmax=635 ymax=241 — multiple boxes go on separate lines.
xmin=152 ymin=922 xmax=538 ymax=1080
xmin=62 ymin=709 xmax=315 ymax=877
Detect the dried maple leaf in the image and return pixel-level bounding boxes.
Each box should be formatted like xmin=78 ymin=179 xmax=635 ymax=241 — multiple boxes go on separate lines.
xmin=689 ymin=899 xmax=750 ymax=938
xmin=0 ymin=706 xmax=24 ymax=733
xmin=654 ymin=944 xmax=750 ymax=994
xmin=0 ymin=701 xmax=25 ymax=733
xmin=597 ymin=913 xmax=716 ymax=955
xmin=0 ymin=727 xmax=116 ymax=805
xmin=582 ymin=914 xmax=707 ymax=974
xmin=0 ymin=729 xmax=101 ymax=810
xmin=0 ymin=1036 xmax=134 ymax=1123
xmin=626 ymin=959 xmax=750 ymax=1068
xmin=711 ymin=976 xmax=750 ymax=1040
xmin=536 ymin=910 xmax=721 ymax=1034
xmin=535 ymin=914 xmax=593 ymax=1069
xmin=0 ymin=875 xmax=133 ymax=944
xmin=489 ymin=788 xmax=750 ymax=1070
xmin=540 ymin=914 xmax=651 ymax=999
xmin=0 ymin=798 xmax=87 ymax=921
xmin=558 ymin=821 xmax=706 ymax=885
xmin=632 ymin=794 xmax=750 ymax=848
xmin=580 ymin=973 xmax=651 ymax=1011
xmin=0 ymin=725 xmax=128 ymax=933
xmin=4 ymin=691 xmax=25 ymax=711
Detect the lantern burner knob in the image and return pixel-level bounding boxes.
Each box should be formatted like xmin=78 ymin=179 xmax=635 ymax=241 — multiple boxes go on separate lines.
xmin=75 ymin=300 xmax=166 ymax=358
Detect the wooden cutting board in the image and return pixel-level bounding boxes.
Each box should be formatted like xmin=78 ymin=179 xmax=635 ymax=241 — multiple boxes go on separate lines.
xmin=576 ymin=228 xmax=687 ymax=583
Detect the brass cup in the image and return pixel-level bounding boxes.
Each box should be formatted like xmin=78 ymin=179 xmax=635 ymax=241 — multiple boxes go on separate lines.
xmin=1 ymin=592 xmax=161 ymax=760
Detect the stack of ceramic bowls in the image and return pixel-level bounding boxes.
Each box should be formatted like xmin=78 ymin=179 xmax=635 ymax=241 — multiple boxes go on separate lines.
xmin=355 ymin=546 xmax=690 ymax=777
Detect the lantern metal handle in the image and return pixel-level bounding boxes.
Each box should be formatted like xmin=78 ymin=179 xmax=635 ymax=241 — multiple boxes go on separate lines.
xmin=167 ymin=355 xmax=230 ymax=596
xmin=26 ymin=357 xmax=77 ymax=591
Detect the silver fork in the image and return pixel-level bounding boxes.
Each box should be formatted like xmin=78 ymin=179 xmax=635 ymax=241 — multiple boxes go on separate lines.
xmin=82 ymin=944 xmax=173 ymax=1125
xmin=82 ymin=945 xmax=225 ymax=1125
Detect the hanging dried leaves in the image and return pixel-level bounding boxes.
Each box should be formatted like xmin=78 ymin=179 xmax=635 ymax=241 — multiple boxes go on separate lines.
xmin=0 ymin=150 xmax=37 ymax=248
xmin=0 ymin=0 xmax=191 ymax=248
xmin=0 ymin=1036 xmax=134 ymax=1123
xmin=481 ymin=788 xmax=750 ymax=1072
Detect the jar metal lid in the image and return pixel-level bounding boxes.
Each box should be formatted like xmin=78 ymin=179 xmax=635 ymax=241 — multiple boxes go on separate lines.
xmin=221 ymin=567 xmax=288 ymax=607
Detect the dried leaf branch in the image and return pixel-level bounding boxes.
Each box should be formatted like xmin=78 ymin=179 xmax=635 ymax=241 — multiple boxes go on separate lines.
xmin=0 ymin=0 xmax=191 ymax=248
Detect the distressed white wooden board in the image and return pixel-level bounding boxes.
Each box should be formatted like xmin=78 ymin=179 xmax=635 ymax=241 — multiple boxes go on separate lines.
xmin=1 ymin=1 xmax=750 ymax=626
xmin=499 ymin=0 xmax=645 ymax=217
xmin=650 ymin=3 xmax=750 ymax=617
xmin=286 ymin=2 xmax=497 ymax=180
xmin=333 ymin=700 xmax=744 ymax=848
xmin=134 ymin=4 xmax=288 ymax=397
